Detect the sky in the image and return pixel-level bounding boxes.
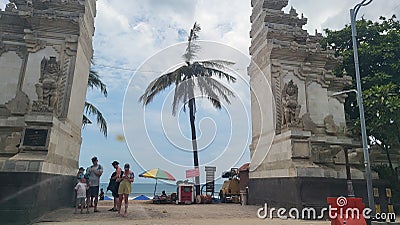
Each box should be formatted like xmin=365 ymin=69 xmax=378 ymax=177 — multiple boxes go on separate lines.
xmin=1 ymin=0 xmax=399 ymax=184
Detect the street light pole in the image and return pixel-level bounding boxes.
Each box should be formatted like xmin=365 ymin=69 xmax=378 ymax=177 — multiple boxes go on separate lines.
xmin=330 ymin=89 xmax=357 ymax=97
xmin=350 ymin=0 xmax=375 ymax=216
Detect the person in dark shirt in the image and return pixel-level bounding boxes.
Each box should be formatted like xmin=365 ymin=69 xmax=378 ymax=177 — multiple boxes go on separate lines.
xmin=99 ymin=188 xmax=105 ymax=200
xmin=107 ymin=161 xmax=122 ymax=211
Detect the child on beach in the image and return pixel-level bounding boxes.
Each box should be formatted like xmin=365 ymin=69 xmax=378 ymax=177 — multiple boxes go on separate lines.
xmin=99 ymin=188 xmax=104 ymax=200
xmin=74 ymin=167 xmax=85 ymax=207
xmin=75 ymin=176 xmax=89 ymax=214
xmin=76 ymin=167 xmax=85 ymax=182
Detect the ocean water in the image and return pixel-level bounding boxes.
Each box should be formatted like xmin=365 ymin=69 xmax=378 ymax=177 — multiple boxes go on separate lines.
xmin=100 ymin=182 xmax=222 ymax=198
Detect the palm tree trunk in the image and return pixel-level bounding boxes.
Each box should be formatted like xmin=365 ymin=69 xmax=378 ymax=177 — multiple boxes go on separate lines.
xmin=188 ymin=96 xmax=201 ymax=196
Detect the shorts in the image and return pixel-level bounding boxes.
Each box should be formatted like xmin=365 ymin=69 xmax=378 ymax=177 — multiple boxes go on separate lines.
xmin=112 ymin=182 xmax=120 ymax=198
xmin=88 ymin=186 xmax=99 ymax=197
xmin=112 ymin=190 xmax=119 ymax=198
xmin=76 ymin=197 xmax=85 ymax=206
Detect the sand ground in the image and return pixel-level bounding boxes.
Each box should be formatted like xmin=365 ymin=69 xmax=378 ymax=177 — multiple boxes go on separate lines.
xmin=33 ymin=200 xmax=332 ymax=225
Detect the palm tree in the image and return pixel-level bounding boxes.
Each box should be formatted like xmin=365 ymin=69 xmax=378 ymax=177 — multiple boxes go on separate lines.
xmin=139 ymin=22 xmax=236 ymax=195
xmin=82 ymin=68 xmax=108 ymax=137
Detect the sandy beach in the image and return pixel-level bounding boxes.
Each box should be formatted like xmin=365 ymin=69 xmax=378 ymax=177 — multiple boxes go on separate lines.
xmin=33 ymin=200 xmax=331 ymax=225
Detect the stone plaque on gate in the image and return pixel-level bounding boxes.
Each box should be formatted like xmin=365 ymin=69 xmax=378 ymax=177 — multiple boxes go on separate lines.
xmin=21 ymin=128 xmax=49 ymax=149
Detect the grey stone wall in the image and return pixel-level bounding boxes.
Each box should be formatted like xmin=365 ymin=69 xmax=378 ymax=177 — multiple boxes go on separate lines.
xmin=0 ymin=172 xmax=75 ymax=225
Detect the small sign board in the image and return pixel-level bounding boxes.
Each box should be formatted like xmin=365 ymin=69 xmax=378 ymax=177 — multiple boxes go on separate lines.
xmin=23 ymin=128 xmax=48 ymax=147
xmin=186 ymin=168 xmax=200 ymax=178
xmin=206 ymin=181 xmax=215 ymax=192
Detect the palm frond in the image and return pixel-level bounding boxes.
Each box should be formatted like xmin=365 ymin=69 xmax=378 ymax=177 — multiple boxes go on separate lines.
xmin=206 ymin=67 xmax=237 ymax=83
xmin=190 ymin=22 xmax=201 ymax=41
xmin=139 ymin=68 xmax=184 ymax=106
xmin=196 ymin=76 xmax=222 ymax=109
xmin=141 ymin=22 xmax=236 ymax=116
xmin=196 ymin=76 xmax=235 ymax=106
xmin=200 ymin=60 xmax=235 ymax=68
xmin=88 ymin=69 xmax=108 ymax=97
xmin=172 ymin=77 xmax=190 ymax=115
xmin=82 ymin=115 xmax=92 ymax=126
xmin=183 ymin=22 xmax=201 ymax=63
xmin=84 ymin=101 xmax=108 ymax=137
xmin=190 ymin=62 xmax=237 ymax=83
xmin=169 ymin=62 xmax=236 ymax=113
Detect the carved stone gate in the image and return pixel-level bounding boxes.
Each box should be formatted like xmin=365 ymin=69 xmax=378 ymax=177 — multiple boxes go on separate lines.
xmin=0 ymin=0 xmax=96 ymax=223
xmin=248 ymin=0 xmax=385 ymax=209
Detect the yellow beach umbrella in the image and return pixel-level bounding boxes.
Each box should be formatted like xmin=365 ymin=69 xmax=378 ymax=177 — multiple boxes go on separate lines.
xmin=139 ymin=168 xmax=176 ymax=196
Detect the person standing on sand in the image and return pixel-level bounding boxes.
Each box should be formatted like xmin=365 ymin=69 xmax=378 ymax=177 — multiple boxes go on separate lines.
xmin=74 ymin=176 xmax=89 ymax=214
xmin=117 ymin=163 xmax=134 ymax=217
xmin=99 ymin=188 xmax=105 ymax=200
xmin=74 ymin=167 xmax=85 ymax=207
xmin=107 ymin=160 xmax=122 ymax=212
xmin=86 ymin=156 xmax=103 ymax=212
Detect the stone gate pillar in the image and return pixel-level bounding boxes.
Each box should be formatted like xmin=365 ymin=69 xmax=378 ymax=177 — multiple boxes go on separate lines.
xmin=248 ymin=0 xmax=382 ymax=209
xmin=0 ymin=0 xmax=96 ymax=223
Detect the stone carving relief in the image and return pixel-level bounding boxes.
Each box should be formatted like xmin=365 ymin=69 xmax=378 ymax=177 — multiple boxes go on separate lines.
xmin=60 ymin=0 xmax=81 ymax=3
xmin=5 ymin=90 xmax=30 ymax=115
xmin=334 ymin=148 xmax=365 ymax=166
xmin=65 ymin=35 xmax=78 ymax=56
xmin=311 ymin=145 xmax=343 ymax=164
xmin=282 ymin=80 xmax=301 ymax=128
xmin=324 ymin=115 xmax=338 ymax=135
xmin=24 ymin=29 xmax=47 ymax=53
xmin=263 ymin=0 xmax=289 ymax=10
xmin=0 ymin=105 xmax=11 ymax=117
xmin=0 ymin=132 xmax=22 ymax=154
xmin=0 ymin=40 xmax=7 ymax=57
xmin=0 ymin=43 xmax=26 ymax=59
xmin=271 ymin=62 xmax=283 ymax=133
xmin=9 ymin=0 xmax=33 ymax=12
xmin=302 ymin=113 xmax=317 ymax=133
xmin=5 ymin=2 xmax=17 ymax=12
xmin=32 ymin=56 xmax=61 ymax=113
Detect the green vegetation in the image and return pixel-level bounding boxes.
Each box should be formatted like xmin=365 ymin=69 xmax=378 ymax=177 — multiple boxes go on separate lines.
xmin=83 ymin=67 xmax=108 ymax=137
xmin=323 ymin=15 xmax=400 ymax=209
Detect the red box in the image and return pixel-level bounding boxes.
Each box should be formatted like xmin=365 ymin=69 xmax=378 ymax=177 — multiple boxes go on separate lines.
xmin=178 ymin=184 xmax=194 ymax=204
xmin=327 ymin=197 xmax=367 ymax=225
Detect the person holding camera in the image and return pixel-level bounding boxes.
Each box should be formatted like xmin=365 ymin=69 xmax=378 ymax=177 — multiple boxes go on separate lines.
xmin=116 ymin=163 xmax=134 ymax=217
xmin=86 ymin=156 xmax=103 ymax=212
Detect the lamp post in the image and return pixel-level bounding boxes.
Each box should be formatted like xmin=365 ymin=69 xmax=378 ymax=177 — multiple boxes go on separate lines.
xmin=350 ymin=0 xmax=375 ymax=216
xmin=330 ymin=89 xmax=357 ymax=97
xmin=331 ymin=90 xmax=358 ymax=198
